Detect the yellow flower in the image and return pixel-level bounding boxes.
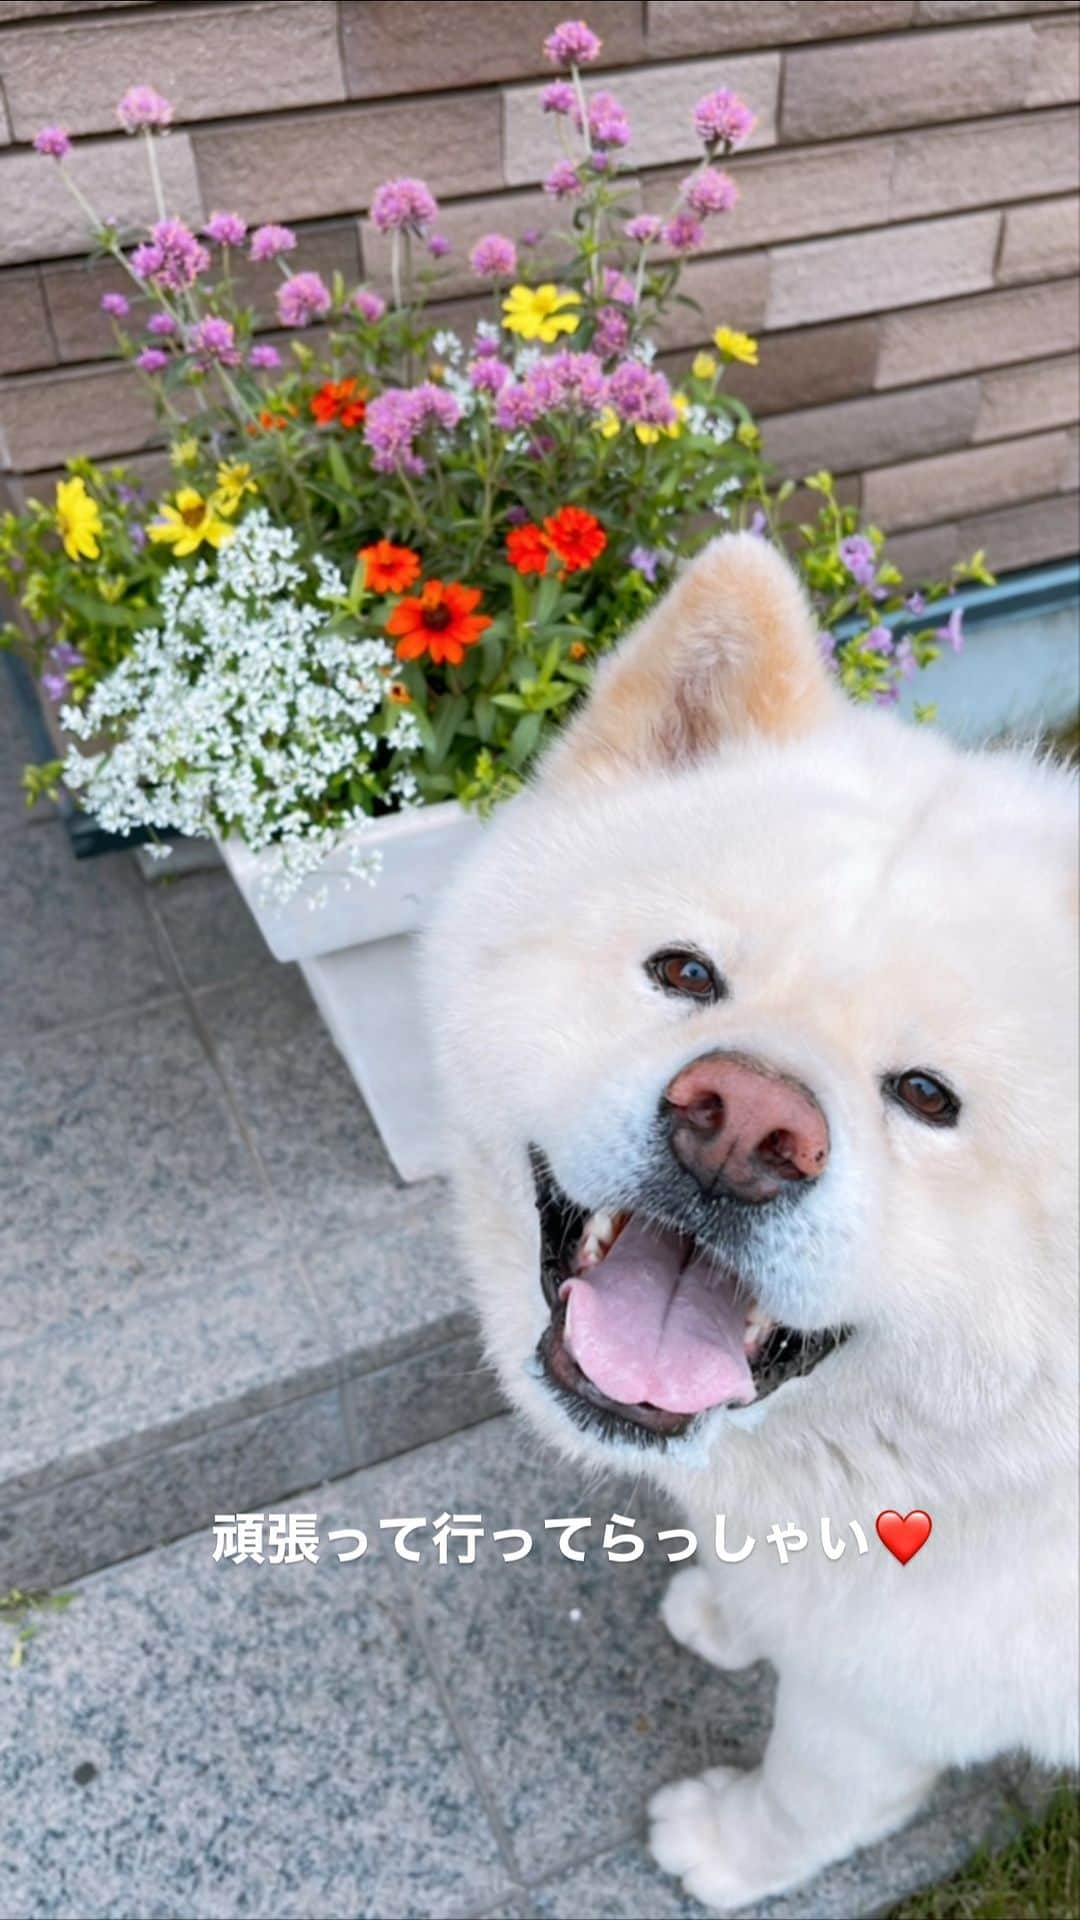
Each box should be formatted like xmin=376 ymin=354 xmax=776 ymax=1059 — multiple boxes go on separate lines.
xmin=148 ymin=487 xmax=234 ymax=557
xmin=636 ymin=393 xmax=689 ymax=445
xmin=635 ymin=422 xmax=661 ymax=445
xmin=692 ymin=351 xmax=718 ymax=380
xmin=594 ymin=406 xmax=620 ymax=439
xmin=170 ymin=437 xmax=199 ymax=469
xmin=215 ymin=461 xmax=258 ymax=515
xmin=502 ymin=282 xmax=581 ymax=343
xmin=713 ymin=326 xmax=759 ymax=366
xmin=736 ymin=421 xmax=760 ymax=449
xmin=55 ymin=476 xmax=102 ymax=563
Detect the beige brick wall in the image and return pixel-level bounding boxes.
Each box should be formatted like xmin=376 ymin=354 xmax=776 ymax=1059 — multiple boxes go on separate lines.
xmin=1 ymin=0 xmax=1077 ymax=574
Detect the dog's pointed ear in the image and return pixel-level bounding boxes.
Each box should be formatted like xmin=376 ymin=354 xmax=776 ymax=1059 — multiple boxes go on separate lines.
xmin=539 ymin=532 xmax=838 ymax=789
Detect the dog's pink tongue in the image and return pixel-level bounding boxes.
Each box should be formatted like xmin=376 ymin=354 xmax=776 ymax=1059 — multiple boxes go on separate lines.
xmin=562 ymin=1216 xmax=755 ymax=1414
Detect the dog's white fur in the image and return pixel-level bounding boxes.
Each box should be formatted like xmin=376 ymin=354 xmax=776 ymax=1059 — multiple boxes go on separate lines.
xmin=425 ymin=535 xmax=1079 ymax=1911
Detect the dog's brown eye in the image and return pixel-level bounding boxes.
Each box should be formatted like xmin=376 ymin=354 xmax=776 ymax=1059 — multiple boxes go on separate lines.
xmin=647 ymin=949 xmax=723 ymax=1003
xmin=885 ymin=1070 xmax=960 ymax=1127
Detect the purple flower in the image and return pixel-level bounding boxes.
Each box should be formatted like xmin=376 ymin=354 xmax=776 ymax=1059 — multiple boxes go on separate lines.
xmin=276 ymin=271 xmax=331 ymax=328
xmin=937 ymin=606 xmax=964 ymax=653
xmin=603 ymin=266 xmax=635 ymax=306
xmin=204 ymin=210 xmax=247 ymax=247
xmin=839 ymin=534 xmax=877 ymax=587
xmin=131 ymin=218 xmax=209 ymax=293
xmin=135 ymin=346 xmax=169 ymax=373
xmin=544 ymin=160 xmax=582 ymax=199
xmin=693 ymin=88 xmax=756 ymax=151
xmin=579 ymin=90 xmax=630 ymax=149
xmin=629 ymin=544 xmax=662 ymax=583
xmin=894 ymin=638 xmax=916 ymax=680
xmin=100 ymin=291 xmax=130 ymax=318
xmin=661 ymin=210 xmax=706 ymax=254
xmin=33 ymin=125 xmax=71 ymax=159
xmin=540 ymin=80 xmax=576 ymax=114
xmin=352 ymin=287 xmax=386 ymax=323
xmin=520 ymin=227 xmax=540 ymax=248
xmin=543 ymin=19 xmax=602 ymax=66
xmin=608 ymin=358 xmax=676 ymax=426
xmin=41 ymin=671 xmax=69 ymax=703
xmin=427 ymin=233 xmax=451 ymax=258
xmin=863 ymin=625 xmax=894 ymax=654
xmin=248 ymin=342 xmax=282 ymax=370
xmin=51 ymin=640 xmax=84 ymax=671
xmin=749 ymin=508 xmax=769 ymax=539
xmin=249 ymin=223 xmax=297 ymax=263
xmin=906 ymin=591 xmax=926 ymax=615
xmin=189 ymin=315 xmax=240 ymax=367
xmin=116 ymin=85 xmax=174 ymax=134
xmin=594 ymin=305 xmax=629 ymax=357
xmin=147 ymin=311 xmax=176 ymax=336
xmin=369 ymin=176 xmax=438 ymax=235
xmin=682 ymin=166 xmax=738 ymax=218
xmin=624 ymin=213 xmax=661 ymax=246
xmin=468 ymin=355 xmax=511 ymax=394
xmin=469 ymin=232 xmax=518 ymax=278
xmin=363 ymin=383 xmax=460 ymax=474
xmin=494 ymin=383 xmax=542 ymax=432
xmin=875 ymin=686 xmax=901 ymax=708
xmin=130 ymin=523 xmax=147 ymax=552
xmin=115 ymin=483 xmax=143 ymax=506
xmin=817 ymin=628 xmax=837 ymax=663
xmin=547 ymin=349 xmax=607 ymax=410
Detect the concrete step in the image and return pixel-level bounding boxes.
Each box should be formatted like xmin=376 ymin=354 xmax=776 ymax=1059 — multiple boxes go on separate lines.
xmin=1 ymin=1411 xmax=1054 ymax=1920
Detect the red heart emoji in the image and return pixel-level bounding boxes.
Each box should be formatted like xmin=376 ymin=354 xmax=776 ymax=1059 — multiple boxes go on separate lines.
xmin=876 ymin=1509 xmax=932 ymax=1565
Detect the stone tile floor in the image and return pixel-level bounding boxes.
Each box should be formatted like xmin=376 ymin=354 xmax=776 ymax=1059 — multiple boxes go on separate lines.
xmin=0 ymin=686 xmax=1055 ymax=1917
xmin=1 ymin=1414 xmax=1038 ymax=1920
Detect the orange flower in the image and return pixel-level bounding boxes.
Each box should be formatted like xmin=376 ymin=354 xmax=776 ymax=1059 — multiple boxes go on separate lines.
xmin=568 ymin=640 xmax=588 ymax=661
xmin=360 ymin=539 xmax=422 ymax=595
xmin=506 ymin=524 xmax=552 ymax=576
xmin=311 ymin=377 xmax=368 ymax=428
xmin=543 ymin=505 xmax=606 ymax=573
xmin=387 ymin=580 xmax=492 ymax=668
xmin=387 ymin=680 xmax=413 ymax=705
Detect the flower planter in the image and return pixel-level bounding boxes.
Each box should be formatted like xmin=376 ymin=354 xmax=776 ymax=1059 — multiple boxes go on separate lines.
xmin=217 ymin=801 xmax=483 ymax=1183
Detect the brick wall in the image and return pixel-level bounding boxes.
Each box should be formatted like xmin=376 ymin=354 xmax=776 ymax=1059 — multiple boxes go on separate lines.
xmin=1 ymin=0 xmax=1078 ymax=577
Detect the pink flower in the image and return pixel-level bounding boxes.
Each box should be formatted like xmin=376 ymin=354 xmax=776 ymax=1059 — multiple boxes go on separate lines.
xmin=100 ymin=291 xmax=130 ymax=318
xmin=544 ymin=160 xmax=582 ymax=199
xmin=352 ymin=287 xmax=386 ymax=323
xmin=540 ymin=81 xmax=576 ymax=114
xmin=189 ymin=315 xmax=241 ymax=367
xmin=276 ymin=271 xmax=331 ymax=328
xmin=521 ymin=227 xmax=540 ymax=248
xmin=147 ymin=311 xmax=176 ymax=336
xmin=204 ymin=211 xmax=247 ymax=247
xmin=494 ymin=383 xmax=542 ymax=432
xmin=427 ymin=233 xmax=451 ymax=258
xmin=131 ymin=218 xmax=209 ymax=292
xmin=661 ymin=210 xmax=705 ymax=253
xmin=608 ymin=358 xmax=676 ymax=427
xmin=33 ymin=125 xmax=71 ymax=158
xmin=249 ymin=343 xmax=282 ymax=370
xmin=693 ymin=88 xmax=756 ymax=151
xmin=116 ymin=85 xmax=174 ymax=134
xmin=682 ymin=166 xmax=738 ymax=217
xmin=547 ymin=350 xmax=607 ymax=410
xmin=135 ymin=346 xmax=169 ymax=373
xmin=249 ymin=224 xmax=297 ymax=262
xmin=469 ymin=232 xmax=518 ymax=278
xmin=370 ymin=176 xmax=438 ymax=235
xmin=594 ymin=305 xmax=628 ymax=356
xmin=624 ymin=213 xmax=661 ymax=245
xmin=363 ymin=383 xmax=459 ymax=475
xmin=603 ymin=266 xmax=635 ymax=306
xmin=579 ymin=90 xmax=630 ymax=149
xmin=468 ymin=356 xmax=512 ymax=394
xmin=544 ymin=19 xmax=602 ymax=66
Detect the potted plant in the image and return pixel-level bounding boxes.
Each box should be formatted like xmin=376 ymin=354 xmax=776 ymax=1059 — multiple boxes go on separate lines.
xmin=0 ymin=26 xmax=988 ymax=1180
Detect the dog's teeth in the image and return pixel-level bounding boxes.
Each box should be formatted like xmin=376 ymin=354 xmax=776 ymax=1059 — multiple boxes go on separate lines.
xmin=575 ymin=1211 xmax=619 ymax=1272
xmin=743 ymin=1305 xmax=774 ymax=1353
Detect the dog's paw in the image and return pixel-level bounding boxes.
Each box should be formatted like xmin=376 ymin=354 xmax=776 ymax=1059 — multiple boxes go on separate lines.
xmin=660 ymin=1568 xmax=758 ymax=1670
xmin=649 ymin=1765 xmax=813 ymax=1913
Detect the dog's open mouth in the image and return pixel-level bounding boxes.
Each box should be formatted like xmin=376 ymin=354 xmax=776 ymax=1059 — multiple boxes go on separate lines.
xmin=533 ymin=1152 xmax=847 ymax=1445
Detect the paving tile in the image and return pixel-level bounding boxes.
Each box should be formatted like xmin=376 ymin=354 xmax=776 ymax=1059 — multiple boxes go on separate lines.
xmin=0 ymin=1385 xmax=351 ymax=1593
xmin=0 ymin=1000 xmax=285 ymax=1345
xmin=0 ymin=675 xmax=50 ymax=830
xmin=0 ymin=1255 xmax=338 ymax=1500
xmin=197 ymin=965 xmax=400 ymax=1245
xmin=0 ymin=824 xmax=180 ymax=1046
xmin=347 ymin=1333 xmax=507 ymax=1469
xmin=150 ymin=866 xmax=273 ymax=991
xmin=526 ymin=1763 xmax=1020 ymax=1918
xmin=0 ymin=1496 xmax=506 ymax=1919
xmin=364 ymin=1415 xmax=772 ymax=1880
xmin=304 ymin=1192 xmax=473 ymax=1368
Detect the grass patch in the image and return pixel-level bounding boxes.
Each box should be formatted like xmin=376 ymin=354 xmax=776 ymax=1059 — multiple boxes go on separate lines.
xmin=887 ymin=1786 xmax=1079 ymax=1919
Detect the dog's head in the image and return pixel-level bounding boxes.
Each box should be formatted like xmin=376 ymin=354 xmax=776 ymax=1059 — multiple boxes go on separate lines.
xmin=426 ymin=535 xmax=1078 ymax=1471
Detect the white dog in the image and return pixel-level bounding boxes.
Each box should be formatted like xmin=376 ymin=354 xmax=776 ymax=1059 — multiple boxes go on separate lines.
xmin=425 ymin=534 xmax=1079 ymax=1912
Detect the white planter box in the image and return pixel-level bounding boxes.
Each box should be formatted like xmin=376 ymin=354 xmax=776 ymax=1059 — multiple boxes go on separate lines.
xmin=218 ymin=802 xmax=483 ymax=1183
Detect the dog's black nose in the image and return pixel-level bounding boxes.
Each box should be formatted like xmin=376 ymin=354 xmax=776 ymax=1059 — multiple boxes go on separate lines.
xmin=665 ymin=1051 xmax=829 ymax=1204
